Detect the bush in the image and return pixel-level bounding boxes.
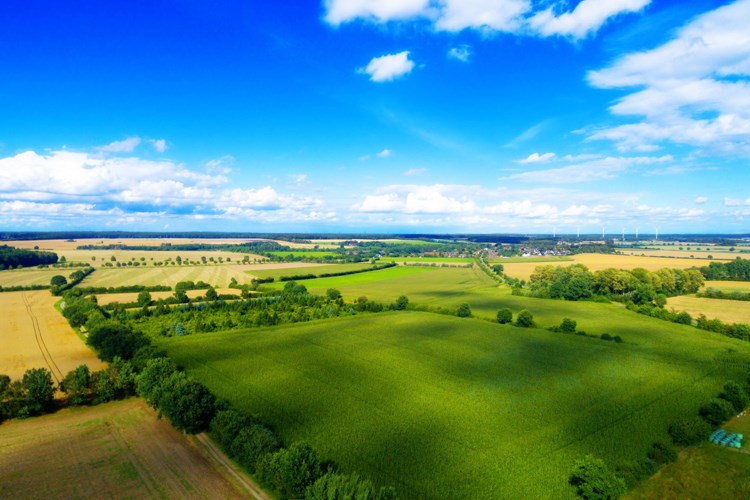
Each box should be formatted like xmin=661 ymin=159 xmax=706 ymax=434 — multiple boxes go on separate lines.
xmin=211 ymin=409 xmax=254 ymax=451
xmin=158 ymin=372 xmax=216 ymax=434
xmin=699 ymin=398 xmax=735 ymax=426
xmin=516 ymin=310 xmax=534 ymax=328
xmin=395 ymin=295 xmax=409 ymax=310
xmin=720 ymin=381 xmax=749 ymax=413
xmin=569 ymin=455 xmax=626 ymax=499
xmin=497 ymin=308 xmax=513 ymax=324
xmin=647 ymin=441 xmax=677 ymax=466
xmin=22 ymin=368 xmax=56 ymax=416
xmin=673 ymin=311 xmax=692 ymax=325
xmin=668 ymin=417 xmax=712 ymax=446
xmin=232 ymin=424 xmax=281 ymax=473
xmin=560 ymin=318 xmax=577 ymax=334
xmin=613 ymin=336 xmax=623 ymax=343
xmin=87 ymin=321 xmax=148 ymax=362
xmin=61 ymin=365 xmax=91 ymax=406
xmin=306 ymin=472 xmax=397 ymax=500
xmin=456 ymin=303 xmax=472 ymax=318
xmin=50 ymin=275 xmax=67 ymax=286
xmin=616 ymin=457 xmax=657 ymax=489
xmin=601 ymin=333 xmax=613 ymax=341
xmin=261 ymin=442 xmax=322 ymax=497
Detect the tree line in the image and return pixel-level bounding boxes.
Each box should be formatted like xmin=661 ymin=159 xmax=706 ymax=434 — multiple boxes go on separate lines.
xmin=0 ymin=245 xmax=58 ymax=270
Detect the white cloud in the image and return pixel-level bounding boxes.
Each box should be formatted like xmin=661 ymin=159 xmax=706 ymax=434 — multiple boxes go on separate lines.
xmin=97 ymin=137 xmax=141 ymax=154
xmin=436 ymin=0 xmax=529 ymax=32
xmin=150 ymin=139 xmax=168 ymax=153
xmin=587 ymin=0 xmax=750 ymax=153
xmin=323 ymin=0 xmax=430 ymax=25
xmin=358 ymin=51 xmax=415 ymax=82
xmin=289 ymin=173 xmax=309 ymax=185
xmin=404 ymin=168 xmax=427 ymax=176
xmin=447 ymin=45 xmax=472 ymax=63
xmin=356 ymin=193 xmax=402 ymax=212
xmin=509 ymin=155 xmax=672 ymax=183
xmin=530 ymin=0 xmax=650 ymax=39
xmin=518 ymin=152 xmax=556 ymax=164
xmin=724 ymin=197 xmax=750 ymax=207
xmin=695 ymin=196 xmax=709 ymax=204
xmin=376 ymin=148 xmax=393 ymax=158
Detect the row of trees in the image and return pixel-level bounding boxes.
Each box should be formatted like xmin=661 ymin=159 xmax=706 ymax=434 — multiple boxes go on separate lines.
xmin=698 ymin=259 xmax=750 ymax=281
xmin=528 ymin=264 xmax=704 ymax=302
xmin=0 ymin=244 xmax=58 ymax=270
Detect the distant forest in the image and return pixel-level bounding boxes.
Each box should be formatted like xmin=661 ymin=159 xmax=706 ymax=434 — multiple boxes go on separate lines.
xmin=0 ymin=245 xmax=58 ymax=269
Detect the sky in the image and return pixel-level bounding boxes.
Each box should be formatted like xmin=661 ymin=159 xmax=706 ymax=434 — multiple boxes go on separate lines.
xmin=0 ymin=0 xmax=749 ymax=234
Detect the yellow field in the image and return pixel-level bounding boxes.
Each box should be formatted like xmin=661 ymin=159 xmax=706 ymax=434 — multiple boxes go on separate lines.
xmin=0 ymin=268 xmax=62 ymax=287
xmin=0 ymin=399 xmax=251 ymax=499
xmin=619 ymin=248 xmax=739 ymax=260
xmin=94 ymin=288 xmax=241 ymax=306
xmin=501 ymin=253 xmax=715 ymax=281
xmin=58 ymin=249 xmax=264 ymax=266
xmin=5 ymin=237 xmax=281 ymax=251
xmin=0 ymin=291 xmax=104 ymax=382
xmin=704 ymin=281 xmax=750 ymax=293
xmin=666 ymin=295 xmax=750 ymax=324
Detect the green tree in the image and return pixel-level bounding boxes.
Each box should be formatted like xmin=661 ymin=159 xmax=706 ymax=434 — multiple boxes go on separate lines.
xmin=720 ymin=381 xmax=749 ymax=413
xmin=456 ymin=303 xmax=472 ymax=318
xmin=22 ymin=368 xmax=56 ymax=416
xmin=497 ymin=308 xmax=513 ymax=324
xmin=211 ymin=409 xmax=254 ymax=451
xmin=306 ymin=472 xmax=397 ymax=500
xmin=136 ymin=290 xmax=152 ymax=307
xmin=231 ymin=424 xmax=281 ymax=473
xmin=50 ymin=275 xmax=67 ymax=287
xmin=395 ymin=295 xmax=409 ymax=310
xmin=516 ymin=310 xmax=534 ymax=328
xmin=699 ymin=398 xmax=735 ymax=426
xmin=326 ymin=288 xmax=342 ymax=301
xmin=87 ymin=321 xmax=147 ymax=362
xmin=136 ymin=358 xmax=177 ymax=410
xmin=668 ymin=417 xmax=712 ymax=446
xmin=673 ymin=311 xmax=692 ymax=325
xmin=158 ymin=372 xmax=216 ymax=434
xmin=569 ymin=455 xmax=626 ymax=499
xmin=61 ymin=364 xmax=91 ymax=406
xmin=264 ymin=442 xmax=322 ymax=497
xmin=205 ymin=287 xmax=218 ymax=301
xmin=559 ymin=318 xmax=577 ymax=334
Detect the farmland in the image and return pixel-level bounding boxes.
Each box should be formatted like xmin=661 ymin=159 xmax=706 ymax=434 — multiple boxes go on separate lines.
xmin=0 ymin=268 xmax=62 ymax=287
xmin=248 ymin=262 xmax=374 ymax=280
xmin=0 ymin=291 xmax=104 ymax=381
xmin=704 ymin=280 xmax=750 ymax=293
xmin=263 ymin=264 xmax=435 ymax=291
xmin=159 ymin=311 xmax=750 ymax=498
xmin=667 ymin=295 xmax=750 ymax=324
xmin=0 ymin=398 xmax=249 ymax=499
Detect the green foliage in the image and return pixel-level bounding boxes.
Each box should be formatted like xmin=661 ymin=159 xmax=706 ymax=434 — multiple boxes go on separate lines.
xmin=327 ymin=288 xmax=342 ymax=301
xmin=559 ymin=318 xmax=577 ymax=334
xmin=205 ymin=287 xmax=218 ymax=301
xmin=92 ymin=357 xmax=136 ymax=403
xmin=569 ymin=455 xmax=626 ymax=499
xmin=668 ymin=417 xmax=712 ymax=446
xmin=87 ymin=321 xmax=148 ymax=362
xmin=211 ymin=409 xmax=255 ymax=451
xmin=261 ymin=442 xmax=322 ymax=497
xmin=231 ymin=424 xmax=281 ymax=473
xmin=50 ymin=275 xmax=67 ymax=286
xmin=61 ymin=365 xmax=91 ymax=406
xmin=136 ymin=290 xmax=152 ymax=307
xmin=673 ymin=311 xmax=692 ymax=325
xmin=456 ymin=303 xmax=472 ymax=318
xmin=158 ymin=372 xmax=216 ymax=434
xmin=615 ymin=457 xmax=657 ymax=489
xmin=0 ymin=245 xmax=58 ymax=268
xmin=699 ymin=398 xmax=735 ymax=426
xmin=516 ymin=309 xmax=534 ymax=327
xmin=496 ymin=308 xmax=513 ymax=324
xmin=719 ymin=381 xmax=749 ymax=413
xmin=136 ymin=358 xmax=178 ymax=409
xmin=22 ymin=368 xmax=56 ymax=416
xmin=646 ymin=441 xmax=677 ymax=466
xmin=306 ymin=472 xmax=397 ymax=500
xmin=395 ymin=295 xmax=409 ymax=310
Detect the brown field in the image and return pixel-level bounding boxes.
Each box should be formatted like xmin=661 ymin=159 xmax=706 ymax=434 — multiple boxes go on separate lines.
xmin=667 ymin=295 xmax=750 ymax=324
xmin=0 ymin=291 xmax=104 ymax=382
xmin=0 ymin=268 xmax=62 ymax=287
xmin=0 ymin=398 xmax=255 ymax=499
xmin=501 ymin=253 xmax=717 ymax=281
xmin=704 ymin=280 xmax=750 ymax=293
xmin=94 ymin=288 xmax=241 ymax=306
xmin=5 ymin=237 xmax=284 ymax=251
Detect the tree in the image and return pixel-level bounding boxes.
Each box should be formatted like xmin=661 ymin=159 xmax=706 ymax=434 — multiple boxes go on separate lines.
xmin=158 ymin=373 xmax=216 ymax=434
xmin=569 ymin=455 xmax=626 ymax=499
xmin=395 ymin=295 xmax=409 ymax=310
xmin=497 ymin=308 xmax=513 ymax=324
xmin=559 ymin=318 xmax=577 ymax=334
xmin=87 ymin=321 xmax=147 ymax=361
xmin=263 ymin=442 xmax=322 ymax=497
xmin=456 ymin=303 xmax=472 ymax=318
xmin=516 ymin=310 xmax=534 ymax=328
xmin=61 ymin=364 xmax=91 ymax=406
xmin=326 ymin=288 xmax=342 ymax=301
xmin=673 ymin=311 xmax=692 ymax=325
xmin=22 ymin=368 xmax=55 ymax=415
xmin=50 ymin=275 xmax=67 ymax=287
xmin=699 ymin=398 xmax=735 ymax=426
xmin=136 ymin=290 xmax=152 ymax=307
xmin=211 ymin=408 xmax=254 ymax=451
xmin=668 ymin=417 xmax=711 ymax=446
xmin=720 ymin=381 xmax=749 ymax=413
xmin=231 ymin=424 xmax=281 ymax=472
xmin=205 ymin=287 xmax=218 ymax=301
xmin=306 ymin=472 xmax=397 ymax=500
xmin=136 ymin=358 xmax=177 ymax=409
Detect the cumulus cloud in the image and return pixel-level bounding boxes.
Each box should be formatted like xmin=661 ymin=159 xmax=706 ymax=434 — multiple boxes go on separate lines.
xmin=358 ymin=51 xmax=415 ymax=82
xmin=518 ymin=152 xmax=556 ymax=164
xmin=509 ymin=155 xmax=672 ymax=183
xmin=695 ymin=196 xmax=709 ymax=204
xmin=587 ymin=0 xmax=750 ymax=154
xmin=325 ymin=0 xmax=647 ymax=39
xmin=150 ymin=139 xmax=168 ymax=153
xmin=97 ymin=137 xmax=141 ymax=154
xmin=447 ymin=45 xmax=472 ymax=62
xmin=376 ymin=148 xmax=393 ymax=158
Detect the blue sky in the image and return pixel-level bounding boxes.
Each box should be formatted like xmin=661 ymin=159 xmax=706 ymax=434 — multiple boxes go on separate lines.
xmin=1 ymin=0 xmax=749 ymax=234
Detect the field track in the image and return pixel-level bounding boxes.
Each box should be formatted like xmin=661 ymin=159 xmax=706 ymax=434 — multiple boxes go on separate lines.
xmin=21 ymin=292 xmax=64 ymax=383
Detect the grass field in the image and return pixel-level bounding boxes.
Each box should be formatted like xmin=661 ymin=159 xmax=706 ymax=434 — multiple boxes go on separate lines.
xmin=266 ymin=250 xmax=339 ymax=258
xmin=500 ymin=254 xmax=720 ymax=281
xmin=159 ymin=311 xmax=750 ymax=499
xmin=0 ymin=398 xmax=248 ymax=499
xmin=0 ymin=291 xmax=104 ymax=382
xmin=626 ymin=414 xmax=750 ymax=499
xmin=249 ymin=262 xmax=374 ymax=280
xmin=704 ymin=280 xmax=750 ymax=293
xmin=390 ymin=257 xmax=474 ymax=264
xmin=263 ymin=265 xmax=436 ymax=291
xmin=667 ymin=295 xmax=750 ymax=324
xmin=0 ymin=268 xmax=62 ymax=287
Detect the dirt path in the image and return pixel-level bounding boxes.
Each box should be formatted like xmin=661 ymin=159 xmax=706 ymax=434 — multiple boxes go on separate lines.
xmin=21 ymin=292 xmax=64 ymax=383
xmin=194 ymin=433 xmax=270 ymax=499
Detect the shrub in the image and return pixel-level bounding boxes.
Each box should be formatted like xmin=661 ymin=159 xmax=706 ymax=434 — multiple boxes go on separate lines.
xmin=516 ymin=310 xmax=534 ymax=328
xmin=87 ymin=321 xmax=148 ymax=362
xmin=497 ymin=308 xmax=513 ymax=324
xmin=232 ymin=424 xmax=281 ymax=473
xmin=395 ymin=295 xmax=409 ymax=310
xmin=647 ymin=441 xmax=677 ymax=466
xmin=720 ymin=381 xmax=749 ymax=413
xmin=569 ymin=455 xmax=626 ymax=499
xmin=616 ymin=457 xmax=657 ymax=489
xmin=668 ymin=417 xmax=712 ymax=446
xmin=699 ymin=398 xmax=735 ymax=426
xmin=673 ymin=311 xmax=692 ymax=325
xmin=560 ymin=318 xmax=577 ymax=334
xmin=601 ymin=333 xmax=613 ymax=341
xmin=211 ymin=409 xmax=255 ymax=451
xmin=306 ymin=472 xmax=397 ymax=500
xmin=456 ymin=303 xmax=472 ymax=318
xmin=262 ymin=442 xmax=322 ymax=497
xmin=50 ymin=275 xmax=67 ymax=286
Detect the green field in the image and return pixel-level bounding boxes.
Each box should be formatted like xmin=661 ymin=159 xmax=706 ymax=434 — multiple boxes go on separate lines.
xmin=263 ymin=265 xmax=435 ymax=291
xmin=249 ymin=262 xmax=375 ymax=280
xmin=266 ymin=251 xmax=339 ymax=258
xmin=159 ymin=311 xmax=750 ymax=498
xmin=390 ymin=257 xmax=474 ymax=264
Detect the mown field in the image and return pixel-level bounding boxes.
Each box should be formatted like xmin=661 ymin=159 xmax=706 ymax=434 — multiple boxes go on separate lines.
xmin=248 ymin=262 xmax=373 ymax=280
xmin=499 ymin=254 xmax=728 ymax=281
xmin=79 ymin=265 xmax=254 ymax=288
xmin=159 ymin=311 xmax=750 ymax=498
xmin=0 ymin=291 xmax=104 ymax=381
xmin=93 ymin=288 xmax=241 ymax=306
xmin=704 ymin=280 xmax=750 ymax=293
xmin=0 ymin=268 xmax=62 ymax=287
xmin=59 ymin=249 xmax=262 ymax=266
xmin=667 ymin=295 xmax=750 ymax=324
xmin=0 ymin=398 xmax=247 ymax=499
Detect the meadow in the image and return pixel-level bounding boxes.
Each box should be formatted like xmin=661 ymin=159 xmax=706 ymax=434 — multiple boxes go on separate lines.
xmin=248 ymin=262 xmax=373 ymax=280
xmin=159 ymin=311 xmax=750 ymax=498
xmin=0 ymin=398 xmax=249 ymax=499
xmin=265 ymin=250 xmax=339 ymax=259
xmin=263 ymin=265 xmax=435 ymax=291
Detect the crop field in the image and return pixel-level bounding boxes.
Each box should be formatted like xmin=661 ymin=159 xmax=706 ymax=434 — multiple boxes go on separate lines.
xmin=0 ymin=268 xmax=61 ymax=287
xmin=4 ymin=237 xmax=291 ymax=251
xmin=266 ymin=250 xmax=339 ymax=258
xmin=500 ymin=253 xmax=721 ymax=281
xmin=80 ymin=265 xmax=252 ymax=288
xmin=263 ymin=265 xmax=435 ymax=291
xmin=618 ymin=248 xmax=741 ymax=260
xmin=59 ymin=249 xmax=262 ymax=266
xmin=704 ymin=280 xmax=750 ymax=293
xmin=93 ymin=288 xmax=241 ymax=306
xmin=0 ymin=291 xmax=104 ymax=381
xmin=667 ymin=295 xmax=750 ymax=324
xmin=159 ymin=311 xmax=750 ymax=498
xmin=249 ymin=262 xmax=373 ymax=280
xmin=391 ymin=257 xmax=474 ymax=264
xmin=626 ymin=414 xmax=750 ymax=499
xmin=0 ymin=398 xmax=248 ymax=499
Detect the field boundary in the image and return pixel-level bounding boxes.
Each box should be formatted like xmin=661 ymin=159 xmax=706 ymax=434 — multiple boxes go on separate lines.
xmin=193 ymin=433 xmax=270 ymax=499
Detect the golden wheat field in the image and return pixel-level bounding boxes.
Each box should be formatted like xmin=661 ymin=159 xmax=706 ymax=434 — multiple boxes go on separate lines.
xmin=0 ymin=291 xmax=104 ymax=381
xmin=667 ymin=295 xmax=750 ymax=324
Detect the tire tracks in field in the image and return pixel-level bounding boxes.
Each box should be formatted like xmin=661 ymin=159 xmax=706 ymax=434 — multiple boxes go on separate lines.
xmin=22 ymin=292 xmax=64 ymax=384
xmin=194 ymin=433 xmax=270 ymax=499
